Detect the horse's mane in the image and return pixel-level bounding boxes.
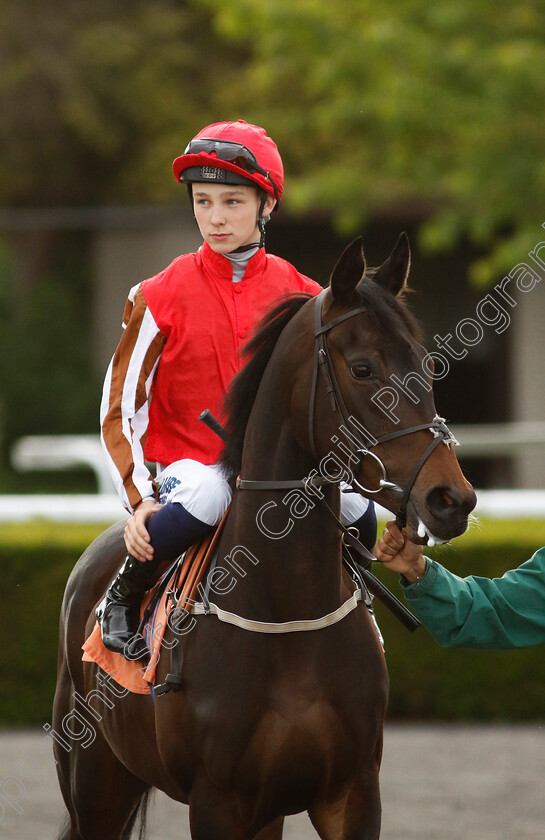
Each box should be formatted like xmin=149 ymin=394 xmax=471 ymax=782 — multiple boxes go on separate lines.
xmin=220 ymin=293 xmax=313 ymax=477
xmin=219 ymin=278 xmax=422 ymax=476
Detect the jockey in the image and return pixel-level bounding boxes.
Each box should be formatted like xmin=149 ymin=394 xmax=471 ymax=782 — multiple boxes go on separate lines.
xmin=98 ymin=119 xmax=377 ymax=660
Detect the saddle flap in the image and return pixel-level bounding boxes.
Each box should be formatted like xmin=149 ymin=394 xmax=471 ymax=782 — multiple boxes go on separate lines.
xmin=82 ymin=508 xmax=230 ymax=694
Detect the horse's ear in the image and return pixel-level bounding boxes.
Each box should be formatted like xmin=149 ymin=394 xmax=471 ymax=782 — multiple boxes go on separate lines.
xmin=329 ymin=237 xmax=366 ymax=304
xmin=371 ymin=232 xmax=411 ymax=297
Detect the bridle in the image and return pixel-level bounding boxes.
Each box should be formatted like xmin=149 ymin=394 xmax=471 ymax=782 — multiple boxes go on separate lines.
xmin=239 ymin=289 xmax=457 ymax=522
xmin=233 ymin=287 xmax=458 ymax=631
xmin=307 ymin=288 xmax=458 ymax=528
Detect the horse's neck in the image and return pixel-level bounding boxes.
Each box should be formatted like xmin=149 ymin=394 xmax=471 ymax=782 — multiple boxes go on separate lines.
xmin=219 ymin=409 xmax=346 ymax=623
xmin=218 ymin=488 xmax=344 ymax=624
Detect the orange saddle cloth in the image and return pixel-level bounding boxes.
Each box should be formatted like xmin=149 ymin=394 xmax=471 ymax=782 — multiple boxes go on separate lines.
xmin=82 ymin=514 xmax=227 ymax=695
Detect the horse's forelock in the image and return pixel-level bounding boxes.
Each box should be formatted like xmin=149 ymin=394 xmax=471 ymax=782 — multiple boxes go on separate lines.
xmin=357 ymin=275 xmax=423 ymax=344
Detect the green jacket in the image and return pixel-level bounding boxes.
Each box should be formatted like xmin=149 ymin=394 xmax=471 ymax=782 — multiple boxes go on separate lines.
xmin=400 ymin=547 xmax=545 ymax=649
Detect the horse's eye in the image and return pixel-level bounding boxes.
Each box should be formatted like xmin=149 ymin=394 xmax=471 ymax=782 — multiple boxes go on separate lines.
xmin=350 ymin=363 xmax=372 ymax=380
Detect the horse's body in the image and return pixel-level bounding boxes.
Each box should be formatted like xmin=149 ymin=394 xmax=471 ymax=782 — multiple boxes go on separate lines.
xmin=54 ymin=235 xmax=476 ymax=839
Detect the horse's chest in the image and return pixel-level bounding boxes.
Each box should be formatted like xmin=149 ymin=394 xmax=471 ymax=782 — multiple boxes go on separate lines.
xmin=200 ymin=681 xmax=371 ymax=793
xmin=181 ymin=617 xmax=387 ymax=799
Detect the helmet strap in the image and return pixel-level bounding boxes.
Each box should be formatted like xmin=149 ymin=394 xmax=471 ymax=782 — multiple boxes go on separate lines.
xmin=258 ymin=192 xmax=269 ymax=248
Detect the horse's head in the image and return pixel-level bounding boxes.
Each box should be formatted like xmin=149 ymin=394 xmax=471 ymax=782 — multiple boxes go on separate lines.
xmin=302 ymin=233 xmax=476 ymax=546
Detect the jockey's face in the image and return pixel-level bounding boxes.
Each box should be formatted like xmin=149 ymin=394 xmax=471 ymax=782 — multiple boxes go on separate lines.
xmin=192 ymin=183 xmax=275 ymax=254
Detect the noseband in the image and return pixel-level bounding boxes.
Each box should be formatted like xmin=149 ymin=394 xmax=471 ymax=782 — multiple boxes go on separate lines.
xmin=308 ymin=288 xmax=458 ymax=528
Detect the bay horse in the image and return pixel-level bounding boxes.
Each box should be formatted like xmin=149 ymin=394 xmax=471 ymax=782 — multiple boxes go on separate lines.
xmin=53 ymin=233 xmax=476 ymax=839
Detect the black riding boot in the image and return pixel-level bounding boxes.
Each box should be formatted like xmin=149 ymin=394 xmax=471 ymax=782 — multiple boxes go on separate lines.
xmin=96 ymin=554 xmax=165 ymax=662
xmin=96 ymin=502 xmax=215 ymax=662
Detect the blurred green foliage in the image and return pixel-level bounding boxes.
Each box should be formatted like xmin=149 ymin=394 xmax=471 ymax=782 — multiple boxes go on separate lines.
xmin=0 ymin=1 xmax=237 ymax=206
xmin=1 ymin=1 xmax=544 ymax=279
xmin=2 ymin=518 xmax=545 ymax=726
xmin=201 ymin=0 xmax=545 ymax=283
xmin=0 ymin=522 xmax=109 ymax=725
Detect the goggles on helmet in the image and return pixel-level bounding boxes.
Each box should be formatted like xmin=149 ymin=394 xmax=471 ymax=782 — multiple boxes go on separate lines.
xmin=182 ymin=138 xmax=280 ymax=204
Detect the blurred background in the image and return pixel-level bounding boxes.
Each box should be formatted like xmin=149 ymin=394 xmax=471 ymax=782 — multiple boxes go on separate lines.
xmin=1 ymin=0 xmax=545 ymax=726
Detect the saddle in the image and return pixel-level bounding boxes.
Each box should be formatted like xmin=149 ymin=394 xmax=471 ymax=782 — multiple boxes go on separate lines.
xmin=82 ymin=512 xmax=228 ymax=695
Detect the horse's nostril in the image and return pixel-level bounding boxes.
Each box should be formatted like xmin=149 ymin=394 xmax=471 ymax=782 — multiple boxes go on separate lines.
xmin=426 ymin=486 xmax=461 ymax=518
xmin=426 ymin=486 xmax=477 ymax=519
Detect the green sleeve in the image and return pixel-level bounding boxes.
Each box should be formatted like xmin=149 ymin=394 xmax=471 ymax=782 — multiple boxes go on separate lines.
xmin=399 ymin=547 xmax=545 ymax=649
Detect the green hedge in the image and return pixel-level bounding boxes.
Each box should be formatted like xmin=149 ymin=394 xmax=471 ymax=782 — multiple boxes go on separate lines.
xmin=2 ymin=519 xmax=545 ymax=726
xmin=0 ymin=523 xmax=110 ymax=727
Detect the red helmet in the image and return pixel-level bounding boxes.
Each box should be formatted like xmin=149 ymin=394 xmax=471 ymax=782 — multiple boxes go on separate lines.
xmin=172 ymin=120 xmax=283 ymax=203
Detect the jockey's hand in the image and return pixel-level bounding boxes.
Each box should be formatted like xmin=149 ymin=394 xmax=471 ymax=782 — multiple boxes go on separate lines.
xmin=374 ymin=520 xmax=427 ymax=584
xmin=124 ymin=499 xmax=163 ymax=561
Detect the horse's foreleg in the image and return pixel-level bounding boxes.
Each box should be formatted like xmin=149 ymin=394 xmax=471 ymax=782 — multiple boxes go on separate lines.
xmin=190 ymin=791 xmax=285 ymax=840
xmin=308 ymin=775 xmax=381 ymax=840
xmin=254 ymin=817 xmax=285 ymax=839
xmin=189 ymin=797 xmax=245 ymax=839
xmin=189 ymin=776 xmax=266 ymax=840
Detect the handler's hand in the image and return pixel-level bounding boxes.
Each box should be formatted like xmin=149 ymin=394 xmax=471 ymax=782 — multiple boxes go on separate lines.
xmin=374 ymin=520 xmax=427 ymax=584
xmin=124 ymin=499 xmax=163 ymax=561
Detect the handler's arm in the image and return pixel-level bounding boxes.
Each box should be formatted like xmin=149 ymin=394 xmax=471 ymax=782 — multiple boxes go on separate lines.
xmin=402 ymin=548 xmax=545 ymax=649
xmin=375 ymin=522 xmax=545 ymax=649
